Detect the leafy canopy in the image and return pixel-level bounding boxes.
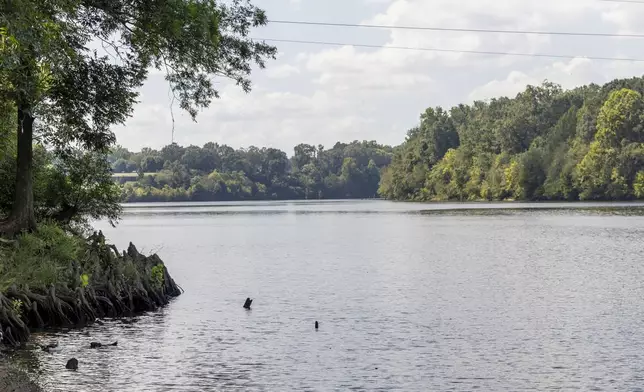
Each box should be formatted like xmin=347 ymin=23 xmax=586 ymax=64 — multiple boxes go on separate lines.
xmin=0 ymin=0 xmax=276 ymax=229
xmin=380 ymin=79 xmax=644 ymax=202
xmin=1 ymin=0 xmax=276 ymax=151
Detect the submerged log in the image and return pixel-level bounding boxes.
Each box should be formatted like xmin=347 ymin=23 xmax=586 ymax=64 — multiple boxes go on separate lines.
xmin=90 ymin=341 xmax=117 ymax=349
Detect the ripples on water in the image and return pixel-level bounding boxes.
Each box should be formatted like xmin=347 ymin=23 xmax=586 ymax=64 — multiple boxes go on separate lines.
xmin=20 ymin=201 xmax=644 ymax=391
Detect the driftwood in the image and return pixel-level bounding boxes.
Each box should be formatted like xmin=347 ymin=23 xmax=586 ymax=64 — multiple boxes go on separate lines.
xmin=90 ymin=341 xmax=117 ymax=349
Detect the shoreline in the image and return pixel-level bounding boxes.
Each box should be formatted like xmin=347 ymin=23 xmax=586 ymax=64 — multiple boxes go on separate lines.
xmin=0 ymin=359 xmax=41 ymax=392
xmin=0 ymin=231 xmax=183 ymax=391
xmin=0 ymin=232 xmax=182 ymax=347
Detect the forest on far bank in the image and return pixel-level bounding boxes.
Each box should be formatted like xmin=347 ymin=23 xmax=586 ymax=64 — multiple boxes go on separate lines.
xmin=112 ymin=76 xmax=644 ymax=203
xmin=110 ymin=141 xmax=393 ymax=202
xmin=380 ymin=77 xmax=644 ymax=202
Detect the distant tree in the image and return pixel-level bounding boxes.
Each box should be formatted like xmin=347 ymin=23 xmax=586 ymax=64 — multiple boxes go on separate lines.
xmin=382 ymin=80 xmax=644 ymax=202
xmin=576 ymin=89 xmax=644 ymax=200
xmin=112 ymin=159 xmax=129 ymax=173
xmin=161 ymin=143 xmax=186 ymax=164
xmin=293 ymin=143 xmax=317 ymax=171
xmin=140 ymin=156 xmax=165 ymax=173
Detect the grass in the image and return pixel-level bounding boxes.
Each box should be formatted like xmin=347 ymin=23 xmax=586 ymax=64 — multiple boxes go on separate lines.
xmin=0 ymin=223 xmax=84 ymax=292
xmin=0 ymin=221 xmax=183 ymax=346
xmin=0 ymin=221 xmax=162 ymax=295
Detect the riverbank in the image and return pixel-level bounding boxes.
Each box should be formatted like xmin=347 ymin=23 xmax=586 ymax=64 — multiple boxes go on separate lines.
xmin=0 ymin=359 xmax=41 ymax=392
xmin=0 ymin=225 xmax=182 ymax=347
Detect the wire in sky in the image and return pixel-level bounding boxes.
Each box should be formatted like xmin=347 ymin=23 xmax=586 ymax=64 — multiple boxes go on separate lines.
xmin=268 ymin=20 xmax=644 ymax=38
xmin=598 ymin=0 xmax=644 ymax=3
xmin=253 ymin=37 xmax=644 ymax=62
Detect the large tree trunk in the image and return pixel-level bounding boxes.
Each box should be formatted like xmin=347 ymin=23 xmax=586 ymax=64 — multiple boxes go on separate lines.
xmin=1 ymin=106 xmax=36 ymax=234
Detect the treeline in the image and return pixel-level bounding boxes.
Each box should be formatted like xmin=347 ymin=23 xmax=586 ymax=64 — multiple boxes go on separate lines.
xmin=380 ymin=78 xmax=644 ymax=201
xmin=110 ymin=141 xmax=393 ymax=202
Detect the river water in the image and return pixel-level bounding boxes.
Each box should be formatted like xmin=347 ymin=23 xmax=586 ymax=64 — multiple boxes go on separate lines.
xmin=18 ymin=200 xmax=644 ymax=391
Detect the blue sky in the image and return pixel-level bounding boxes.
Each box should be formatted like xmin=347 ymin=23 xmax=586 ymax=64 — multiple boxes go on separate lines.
xmin=112 ymin=0 xmax=644 ymax=154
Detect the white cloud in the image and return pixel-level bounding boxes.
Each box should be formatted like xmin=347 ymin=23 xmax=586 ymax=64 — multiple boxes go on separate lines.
xmin=469 ymin=57 xmax=601 ymax=100
xmin=304 ymin=45 xmax=433 ymax=92
xmin=112 ymin=0 xmax=644 ymax=153
xmin=266 ymin=64 xmax=301 ymax=79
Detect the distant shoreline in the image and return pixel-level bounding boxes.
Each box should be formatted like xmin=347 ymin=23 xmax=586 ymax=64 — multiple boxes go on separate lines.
xmin=118 ymin=199 xmax=644 ymax=206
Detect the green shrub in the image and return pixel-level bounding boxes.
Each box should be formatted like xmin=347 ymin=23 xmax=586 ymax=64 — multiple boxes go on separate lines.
xmin=151 ymin=265 xmax=165 ymax=289
xmin=1 ymin=222 xmax=83 ymax=290
xmin=11 ymin=299 xmax=23 ymax=316
xmin=80 ymin=273 xmax=90 ymax=288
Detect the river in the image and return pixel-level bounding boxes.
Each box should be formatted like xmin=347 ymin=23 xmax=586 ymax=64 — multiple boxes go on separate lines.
xmin=18 ymin=200 xmax=644 ymax=391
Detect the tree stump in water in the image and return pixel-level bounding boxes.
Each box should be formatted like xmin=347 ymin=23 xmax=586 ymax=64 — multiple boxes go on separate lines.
xmin=65 ymin=358 xmax=78 ymax=370
xmin=243 ymin=298 xmax=252 ymax=310
xmin=90 ymin=341 xmax=117 ymax=349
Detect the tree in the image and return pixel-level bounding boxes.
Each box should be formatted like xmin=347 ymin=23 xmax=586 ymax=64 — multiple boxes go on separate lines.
xmin=117 ymin=139 xmax=394 ymax=202
xmin=576 ymin=89 xmax=644 ymax=199
xmin=381 ymin=79 xmax=644 ymax=202
xmin=140 ymin=156 xmax=165 ymax=173
xmin=112 ymin=159 xmax=129 ymax=173
xmin=419 ymin=107 xmax=460 ymax=165
xmin=181 ymin=145 xmax=217 ymax=173
xmin=0 ymin=0 xmax=276 ymax=233
xmin=161 ymin=143 xmax=186 ymax=164
xmin=39 ymin=150 xmax=122 ymax=227
xmin=293 ymin=143 xmax=317 ymax=171
xmin=635 ymin=172 xmax=644 ymax=198
xmin=108 ymin=145 xmax=132 ymax=163
xmin=595 ymin=89 xmax=644 ymax=148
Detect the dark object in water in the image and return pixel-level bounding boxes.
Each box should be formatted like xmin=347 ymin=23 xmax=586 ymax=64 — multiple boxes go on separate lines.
xmin=90 ymin=341 xmax=118 ymax=349
xmin=315 ymin=321 xmax=319 ymax=329
xmin=243 ymin=298 xmax=253 ymax=310
xmin=40 ymin=342 xmax=58 ymax=352
xmin=66 ymin=358 xmax=78 ymax=370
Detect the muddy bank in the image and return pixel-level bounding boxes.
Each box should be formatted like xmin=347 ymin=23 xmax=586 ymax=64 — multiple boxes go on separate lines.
xmin=0 ymin=359 xmax=41 ymax=392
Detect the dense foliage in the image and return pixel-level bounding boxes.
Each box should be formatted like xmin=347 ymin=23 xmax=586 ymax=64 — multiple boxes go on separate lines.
xmin=0 ymin=145 xmax=122 ymax=229
xmin=0 ymin=225 xmax=182 ymax=346
xmin=0 ymin=0 xmax=275 ymax=232
xmin=110 ymin=141 xmax=393 ymax=201
xmin=380 ymin=78 xmax=644 ymax=201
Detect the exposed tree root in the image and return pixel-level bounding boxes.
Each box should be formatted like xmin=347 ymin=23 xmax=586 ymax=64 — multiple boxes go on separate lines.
xmin=0 ymin=232 xmax=182 ymax=346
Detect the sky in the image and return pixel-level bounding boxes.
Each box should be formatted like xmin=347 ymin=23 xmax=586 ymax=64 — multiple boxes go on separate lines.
xmin=112 ymin=0 xmax=644 ymax=155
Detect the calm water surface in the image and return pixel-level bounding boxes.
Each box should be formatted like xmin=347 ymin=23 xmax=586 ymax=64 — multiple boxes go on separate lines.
xmin=20 ymin=200 xmax=644 ymax=391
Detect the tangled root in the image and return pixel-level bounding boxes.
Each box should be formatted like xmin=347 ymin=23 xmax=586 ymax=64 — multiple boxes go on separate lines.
xmin=0 ymin=233 xmax=182 ymax=347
